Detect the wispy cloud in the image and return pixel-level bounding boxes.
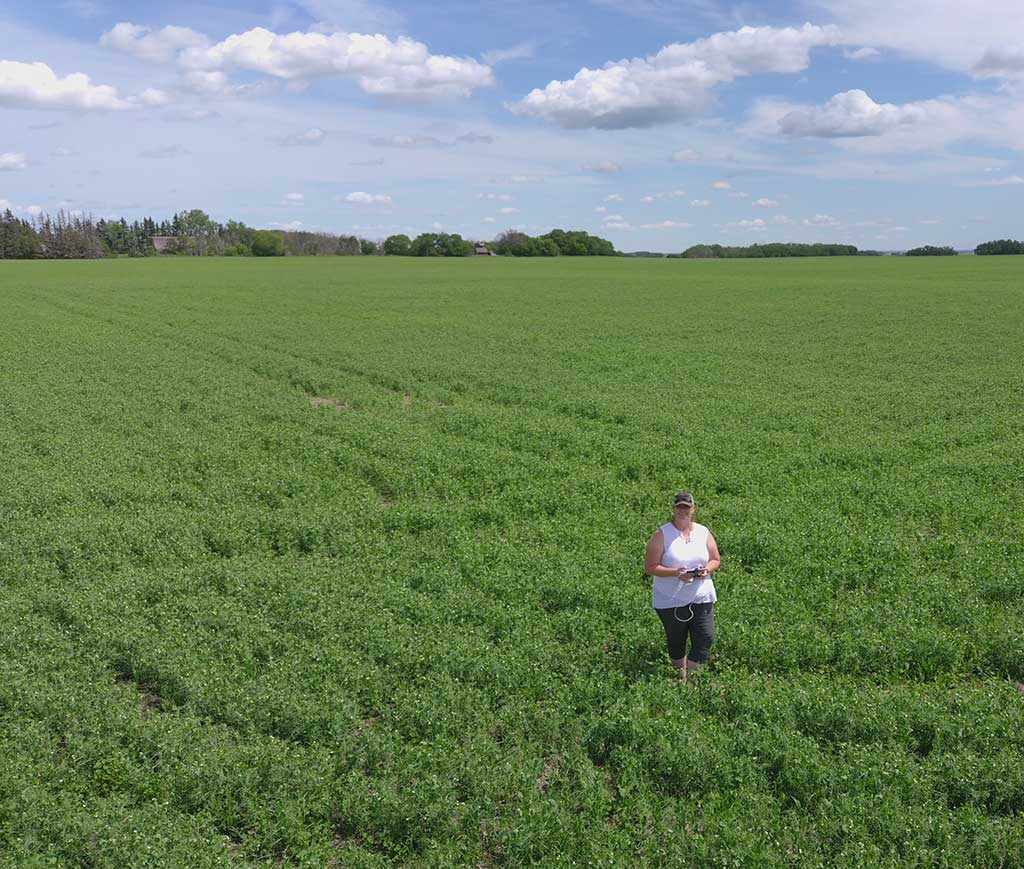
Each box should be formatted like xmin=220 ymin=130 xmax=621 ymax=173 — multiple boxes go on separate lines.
xmin=980 ymin=175 xmax=1024 ymax=186
xmin=370 ymin=134 xmax=447 ymax=149
xmin=638 ymin=220 xmax=691 ymax=229
xmin=585 ymin=160 xmax=622 ymax=174
xmin=723 ymin=218 xmax=767 ymax=231
xmin=482 ymin=41 xmax=535 ymax=65
xmin=640 ymin=189 xmax=686 ymax=202
xmin=139 ymin=144 xmax=189 ymax=159
xmin=0 ymin=152 xmax=27 ymax=171
xmin=803 ymin=213 xmax=840 ymax=226
xmin=456 ymin=131 xmax=494 ymax=144
xmin=341 ymin=191 xmax=392 ymax=205
xmin=295 ymin=0 xmax=404 ymax=33
xmin=61 ymin=0 xmax=104 ymax=17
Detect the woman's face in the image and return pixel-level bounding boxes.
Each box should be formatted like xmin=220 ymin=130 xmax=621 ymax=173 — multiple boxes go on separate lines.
xmin=673 ymin=503 xmax=695 ymax=521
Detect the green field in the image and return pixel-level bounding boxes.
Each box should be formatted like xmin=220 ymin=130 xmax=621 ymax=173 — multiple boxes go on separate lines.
xmin=1 ymin=256 xmax=1022 ymax=867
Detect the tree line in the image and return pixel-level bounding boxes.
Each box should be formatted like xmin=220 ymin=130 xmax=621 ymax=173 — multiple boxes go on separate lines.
xmin=899 ymin=241 xmax=1024 ymax=255
xmin=0 ymin=208 xmax=619 ymax=260
xmin=379 ymin=229 xmax=616 ymax=257
xmin=0 ymin=208 xmax=375 ymax=260
xmin=7 ymin=207 xmax=1019 ymax=261
xmin=678 ymin=243 xmax=865 ymax=258
xmin=904 ymin=246 xmax=957 ymax=256
xmin=974 ymin=239 xmax=1024 ymax=255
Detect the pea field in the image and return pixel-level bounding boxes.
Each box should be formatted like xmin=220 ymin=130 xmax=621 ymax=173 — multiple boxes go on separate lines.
xmin=1 ymin=256 xmax=1022 ymax=867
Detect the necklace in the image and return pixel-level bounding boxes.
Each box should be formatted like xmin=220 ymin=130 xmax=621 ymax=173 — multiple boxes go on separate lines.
xmin=674 ymin=521 xmax=693 ymax=543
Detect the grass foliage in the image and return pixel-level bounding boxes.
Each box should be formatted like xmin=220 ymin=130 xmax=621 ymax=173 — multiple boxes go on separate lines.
xmin=1 ymin=256 xmax=1022 ymax=866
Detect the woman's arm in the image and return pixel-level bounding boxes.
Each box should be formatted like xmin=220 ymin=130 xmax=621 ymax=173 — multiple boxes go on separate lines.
xmin=700 ymin=532 xmax=721 ymax=576
xmin=644 ymin=530 xmax=690 ymax=578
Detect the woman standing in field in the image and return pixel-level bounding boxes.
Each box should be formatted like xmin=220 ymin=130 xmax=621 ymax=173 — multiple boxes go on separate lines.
xmin=645 ymin=492 xmax=721 ymax=682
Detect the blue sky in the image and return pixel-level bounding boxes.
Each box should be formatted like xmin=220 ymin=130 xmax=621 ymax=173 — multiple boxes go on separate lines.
xmin=2 ymin=0 xmax=1023 ymax=250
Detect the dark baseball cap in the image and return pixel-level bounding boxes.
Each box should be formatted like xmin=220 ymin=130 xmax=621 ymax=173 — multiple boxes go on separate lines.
xmin=673 ymin=492 xmax=695 ymax=507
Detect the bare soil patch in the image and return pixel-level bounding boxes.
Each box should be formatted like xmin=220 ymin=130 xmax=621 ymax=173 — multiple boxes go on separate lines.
xmin=139 ymin=692 xmax=163 ymax=718
xmin=536 ymin=755 xmax=561 ymax=793
xmin=306 ymin=394 xmax=349 ymax=412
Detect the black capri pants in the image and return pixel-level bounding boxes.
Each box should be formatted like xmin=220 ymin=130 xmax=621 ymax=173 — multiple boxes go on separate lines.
xmin=655 ymin=603 xmax=715 ymax=663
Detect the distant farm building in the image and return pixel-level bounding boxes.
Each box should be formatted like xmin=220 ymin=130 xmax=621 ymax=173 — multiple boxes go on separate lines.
xmin=150 ymin=236 xmax=176 ymax=254
xmin=474 ymin=243 xmax=496 ymax=256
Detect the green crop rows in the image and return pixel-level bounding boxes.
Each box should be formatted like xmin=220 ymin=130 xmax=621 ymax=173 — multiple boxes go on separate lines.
xmin=1 ymin=256 xmax=1022 ymax=867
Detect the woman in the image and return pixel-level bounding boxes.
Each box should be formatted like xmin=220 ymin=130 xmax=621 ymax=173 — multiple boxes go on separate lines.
xmin=644 ymin=491 xmax=721 ymax=682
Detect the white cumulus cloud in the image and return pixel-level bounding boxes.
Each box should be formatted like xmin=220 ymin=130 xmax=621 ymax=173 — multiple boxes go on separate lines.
xmin=754 ymin=197 xmax=779 ymax=206
xmin=672 ymin=148 xmax=701 ymax=161
xmin=138 ymin=88 xmax=171 ymax=106
xmin=712 ymin=180 xmax=731 ymax=189
xmin=168 ymin=25 xmax=493 ymax=98
xmin=0 ymin=60 xmax=136 ymax=111
xmin=690 ymin=199 xmax=711 ymax=207
xmin=510 ymin=23 xmax=841 ymax=129
xmin=804 ymin=213 xmax=839 ymax=226
xmin=281 ymin=127 xmax=327 ymax=146
xmin=779 ymin=89 xmax=936 ymax=137
xmin=639 ymin=220 xmax=692 ymax=229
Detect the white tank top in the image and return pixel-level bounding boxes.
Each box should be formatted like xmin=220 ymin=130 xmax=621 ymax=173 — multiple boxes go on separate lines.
xmin=651 ymin=521 xmax=717 ymax=608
